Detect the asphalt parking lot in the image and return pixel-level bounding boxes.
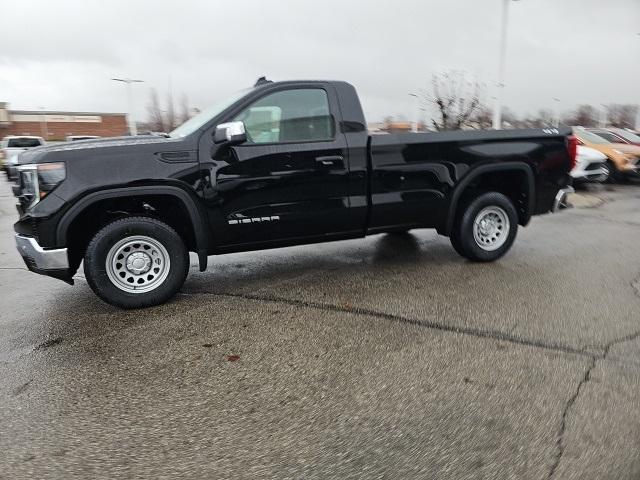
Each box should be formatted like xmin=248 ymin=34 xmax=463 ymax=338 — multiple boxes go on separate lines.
xmin=0 ymin=182 xmax=639 ymax=479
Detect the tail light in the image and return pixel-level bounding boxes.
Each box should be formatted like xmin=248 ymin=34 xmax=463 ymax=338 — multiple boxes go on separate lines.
xmin=567 ymin=135 xmax=578 ymax=170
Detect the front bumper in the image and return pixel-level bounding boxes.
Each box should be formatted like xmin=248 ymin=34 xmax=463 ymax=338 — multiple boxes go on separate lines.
xmin=621 ymin=164 xmax=640 ymax=177
xmin=571 ymin=163 xmax=608 ymax=183
xmin=6 ymin=164 xmax=18 ymax=180
xmin=552 ymin=187 xmax=574 ymax=212
xmin=15 ymin=234 xmax=72 ymax=283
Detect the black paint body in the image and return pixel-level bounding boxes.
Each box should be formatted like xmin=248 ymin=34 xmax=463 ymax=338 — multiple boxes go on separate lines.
xmin=14 ymin=80 xmax=572 ymax=281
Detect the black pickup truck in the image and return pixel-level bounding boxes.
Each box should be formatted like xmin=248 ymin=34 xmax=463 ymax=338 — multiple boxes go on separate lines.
xmin=13 ymin=78 xmax=575 ymax=308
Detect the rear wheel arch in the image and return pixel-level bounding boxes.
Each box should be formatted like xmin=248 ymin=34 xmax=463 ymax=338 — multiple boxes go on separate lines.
xmin=58 ymin=186 xmax=209 ymax=273
xmin=444 ymin=162 xmax=535 ymax=235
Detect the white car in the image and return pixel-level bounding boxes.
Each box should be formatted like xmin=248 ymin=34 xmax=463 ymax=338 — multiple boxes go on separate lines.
xmin=1 ymin=136 xmax=46 ymax=180
xmin=571 ymin=145 xmax=609 ymax=183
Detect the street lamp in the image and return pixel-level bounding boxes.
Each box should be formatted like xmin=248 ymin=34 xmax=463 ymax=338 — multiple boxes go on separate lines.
xmin=492 ymin=0 xmax=521 ymax=130
xmin=409 ymin=93 xmax=420 ymax=132
xmin=111 ymin=77 xmax=144 ymax=136
xmin=552 ymin=97 xmax=561 ymax=127
xmin=599 ymin=104 xmax=608 ymax=128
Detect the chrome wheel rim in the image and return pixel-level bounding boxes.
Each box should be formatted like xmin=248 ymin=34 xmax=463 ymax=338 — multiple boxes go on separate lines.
xmin=473 ymin=206 xmax=510 ymax=251
xmin=106 ymin=235 xmax=170 ymax=293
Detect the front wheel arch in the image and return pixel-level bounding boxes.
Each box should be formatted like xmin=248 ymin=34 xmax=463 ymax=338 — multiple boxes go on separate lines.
xmin=59 ymin=186 xmax=209 ymax=274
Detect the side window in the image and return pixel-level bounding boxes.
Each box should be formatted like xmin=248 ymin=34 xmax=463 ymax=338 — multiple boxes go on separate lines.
xmin=597 ymin=132 xmax=620 ymax=143
xmin=234 ymin=89 xmax=334 ymax=144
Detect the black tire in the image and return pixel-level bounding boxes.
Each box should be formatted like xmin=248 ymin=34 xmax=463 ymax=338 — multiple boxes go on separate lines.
xmin=604 ymin=160 xmax=618 ymax=184
xmin=84 ymin=217 xmax=189 ymax=309
xmin=450 ymin=192 xmax=518 ymax=262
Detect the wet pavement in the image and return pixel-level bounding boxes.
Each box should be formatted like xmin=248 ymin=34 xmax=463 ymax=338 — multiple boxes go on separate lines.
xmin=1 ymin=182 xmax=639 ymax=479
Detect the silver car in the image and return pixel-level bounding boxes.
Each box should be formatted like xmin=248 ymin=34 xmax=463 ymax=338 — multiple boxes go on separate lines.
xmin=1 ymin=136 xmax=46 ymax=180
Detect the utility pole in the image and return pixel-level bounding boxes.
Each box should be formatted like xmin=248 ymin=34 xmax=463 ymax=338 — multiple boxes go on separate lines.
xmin=600 ymin=104 xmax=608 ymax=128
xmin=409 ymin=93 xmax=419 ymax=132
xmin=493 ymin=0 xmax=520 ymax=130
xmin=552 ymin=97 xmax=561 ymax=127
xmin=111 ymin=77 xmax=144 ymax=136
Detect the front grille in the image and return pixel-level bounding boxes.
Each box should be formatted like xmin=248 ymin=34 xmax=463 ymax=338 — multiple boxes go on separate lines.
xmin=31 ymin=219 xmax=39 ymax=243
xmin=584 ymin=162 xmax=603 ymax=171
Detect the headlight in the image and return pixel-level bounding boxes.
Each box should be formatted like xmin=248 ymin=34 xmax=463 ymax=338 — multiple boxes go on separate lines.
xmin=17 ymin=163 xmax=66 ymax=210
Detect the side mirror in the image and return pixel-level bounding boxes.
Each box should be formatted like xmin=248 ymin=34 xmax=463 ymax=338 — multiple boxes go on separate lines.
xmin=213 ymin=121 xmax=247 ymax=145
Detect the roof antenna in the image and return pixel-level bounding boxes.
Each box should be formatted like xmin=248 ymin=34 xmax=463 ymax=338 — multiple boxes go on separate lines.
xmin=254 ymin=76 xmax=272 ymax=87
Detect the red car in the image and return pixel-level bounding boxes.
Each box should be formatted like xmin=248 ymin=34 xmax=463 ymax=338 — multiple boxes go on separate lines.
xmin=587 ymin=127 xmax=640 ymax=146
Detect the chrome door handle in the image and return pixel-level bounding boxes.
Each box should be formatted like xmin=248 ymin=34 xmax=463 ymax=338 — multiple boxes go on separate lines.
xmin=315 ymin=155 xmax=343 ymax=166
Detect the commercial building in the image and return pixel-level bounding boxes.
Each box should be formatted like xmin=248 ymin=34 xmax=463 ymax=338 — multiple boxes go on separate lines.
xmin=0 ymin=102 xmax=127 ymax=140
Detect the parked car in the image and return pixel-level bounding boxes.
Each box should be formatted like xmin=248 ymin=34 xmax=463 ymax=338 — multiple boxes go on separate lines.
xmin=572 ymin=127 xmax=640 ymax=181
xmin=13 ymin=78 xmax=575 ymax=308
xmin=66 ymin=135 xmax=101 ymax=142
xmin=587 ymin=128 xmax=640 ymax=146
xmin=572 ymin=145 xmax=609 ymax=183
xmin=1 ymin=136 xmax=46 ymax=180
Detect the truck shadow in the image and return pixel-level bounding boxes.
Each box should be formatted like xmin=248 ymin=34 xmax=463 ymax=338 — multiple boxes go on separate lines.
xmin=183 ymin=230 xmax=451 ymax=296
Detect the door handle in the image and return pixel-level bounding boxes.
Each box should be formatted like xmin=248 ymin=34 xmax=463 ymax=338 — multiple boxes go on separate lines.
xmin=315 ymin=155 xmax=344 ymax=166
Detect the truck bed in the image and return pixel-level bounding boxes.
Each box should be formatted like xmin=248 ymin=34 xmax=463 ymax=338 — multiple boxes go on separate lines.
xmin=367 ymin=127 xmax=572 ymax=232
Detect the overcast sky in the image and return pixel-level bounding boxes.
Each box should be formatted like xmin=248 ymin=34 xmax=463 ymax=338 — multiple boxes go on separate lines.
xmin=1 ymin=0 xmax=639 ymax=124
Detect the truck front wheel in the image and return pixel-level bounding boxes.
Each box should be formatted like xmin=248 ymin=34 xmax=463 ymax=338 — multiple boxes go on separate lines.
xmin=84 ymin=217 xmax=189 ymax=309
xmin=450 ymin=192 xmax=518 ymax=262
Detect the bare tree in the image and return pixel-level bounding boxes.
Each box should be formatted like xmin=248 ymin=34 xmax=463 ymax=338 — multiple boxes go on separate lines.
xmin=563 ymin=105 xmax=599 ymax=127
xmin=469 ymin=106 xmax=493 ymax=129
xmin=165 ymin=91 xmax=176 ymax=131
xmin=382 ymin=115 xmax=395 ymax=130
xmin=501 ymin=107 xmax=519 ymax=128
xmin=606 ymin=104 xmax=638 ymax=129
xmin=179 ymin=94 xmax=191 ymax=124
xmin=516 ymin=109 xmax=556 ymax=129
xmin=427 ymin=71 xmax=483 ymax=131
xmin=146 ymin=88 xmax=165 ymax=132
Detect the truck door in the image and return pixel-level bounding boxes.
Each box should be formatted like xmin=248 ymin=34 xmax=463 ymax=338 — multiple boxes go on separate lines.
xmin=210 ymin=86 xmax=353 ymax=246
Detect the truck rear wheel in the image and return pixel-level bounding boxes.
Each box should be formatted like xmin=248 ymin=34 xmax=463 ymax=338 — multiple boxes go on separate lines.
xmin=84 ymin=217 xmax=189 ymax=309
xmin=450 ymin=192 xmax=518 ymax=262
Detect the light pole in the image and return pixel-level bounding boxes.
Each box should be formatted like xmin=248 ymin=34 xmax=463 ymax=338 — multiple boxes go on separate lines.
xmin=409 ymin=93 xmax=419 ymax=132
xmin=552 ymin=97 xmax=561 ymax=127
xmin=599 ymin=104 xmax=608 ymax=128
xmin=111 ymin=77 xmax=144 ymax=136
xmin=492 ymin=0 xmax=520 ymax=130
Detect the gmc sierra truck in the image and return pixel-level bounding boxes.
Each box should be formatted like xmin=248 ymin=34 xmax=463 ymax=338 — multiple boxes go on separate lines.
xmin=13 ymin=78 xmax=575 ymax=309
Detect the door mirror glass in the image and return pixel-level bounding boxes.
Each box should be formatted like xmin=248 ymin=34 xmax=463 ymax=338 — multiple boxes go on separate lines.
xmin=213 ymin=121 xmax=247 ymax=145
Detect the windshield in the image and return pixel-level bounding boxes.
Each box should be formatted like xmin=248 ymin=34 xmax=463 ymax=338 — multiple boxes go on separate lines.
xmin=169 ymin=88 xmax=253 ymax=138
xmin=613 ymin=129 xmax=640 ymax=143
xmin=574 ymin=129 xmax=610 ymax=145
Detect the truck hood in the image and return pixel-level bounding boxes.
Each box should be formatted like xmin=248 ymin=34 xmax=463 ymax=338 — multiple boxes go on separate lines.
xmin=17 ymin=135 xmax=180 ymax=165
